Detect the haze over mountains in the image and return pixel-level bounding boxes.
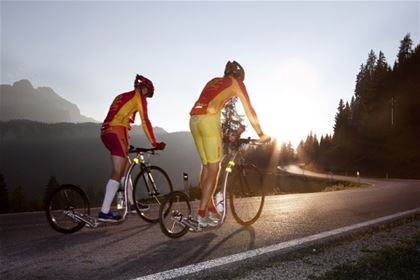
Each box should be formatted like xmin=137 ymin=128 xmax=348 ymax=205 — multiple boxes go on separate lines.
xmin=1 ymin=79 xmax=97 ymax=123
xmin=0 ymin=80 xmax=200 ymax=199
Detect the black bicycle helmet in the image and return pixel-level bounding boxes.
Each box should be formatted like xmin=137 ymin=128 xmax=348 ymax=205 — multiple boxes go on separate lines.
xmin=224 ymin=61 xmax=245 ymax=81
xmin=134 ymin=74 xmax=154 ymax=97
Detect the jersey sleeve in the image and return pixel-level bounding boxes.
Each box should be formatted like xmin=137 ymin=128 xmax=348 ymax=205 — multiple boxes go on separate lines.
xmin=137 ymin=94 xmax=157 ymax=146
xmin=234 ymin=79 xmax=264 ymax=136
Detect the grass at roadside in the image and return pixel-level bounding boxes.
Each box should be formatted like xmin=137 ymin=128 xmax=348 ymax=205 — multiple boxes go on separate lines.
xmin=267 ymin=172 xmax=368 ymax=195
xmin=309 ymin=234 xmax=420 ymax=280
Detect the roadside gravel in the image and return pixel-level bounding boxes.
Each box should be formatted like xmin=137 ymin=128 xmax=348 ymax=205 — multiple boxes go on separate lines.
xmin=182 ymin=215 xmax=419 ymax=280
xmin=233 ymin=216 xmax=420 ymax=280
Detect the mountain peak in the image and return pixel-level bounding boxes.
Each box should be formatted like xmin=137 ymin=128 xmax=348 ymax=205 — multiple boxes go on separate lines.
xmin=1 ymin=79 xmax=97 ymax=123
xmin=12 ymin=79 xmax=34 ymax=91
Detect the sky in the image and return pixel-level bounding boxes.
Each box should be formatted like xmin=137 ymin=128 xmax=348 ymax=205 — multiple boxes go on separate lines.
xmin=1 ymin=0 xmax=419 ymax=147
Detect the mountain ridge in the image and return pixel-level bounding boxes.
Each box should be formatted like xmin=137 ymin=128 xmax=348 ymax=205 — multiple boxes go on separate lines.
xmin=0 ymin=119 xmax=200 ymax=200
xmin=0 ymin=80 xmax=198 ymax=200
xmin=0 ymin=79 xmax=97 ymax=123
xmin=0 ymin=119 xmax=168 ymax=140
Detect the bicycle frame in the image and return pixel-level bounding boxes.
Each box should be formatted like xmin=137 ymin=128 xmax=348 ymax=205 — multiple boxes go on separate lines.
xmin=219 ymin=151 xmax=240 ymax=225
xmin=72 ymin=149 xmax=157 ymax=228
xmin=120 ymin=153 xmax=143 ymax=220
xmin=198 ymin=140 xmax=255 ymax=228
xmin=159 ymin=137 xmax=265 ymax=237
xmin=46 ymin=145 xmax=170 ymax=234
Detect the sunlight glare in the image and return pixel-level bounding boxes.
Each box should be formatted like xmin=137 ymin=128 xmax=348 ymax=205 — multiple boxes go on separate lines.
xmin=248 ymin=58 xmax=328 ymax=148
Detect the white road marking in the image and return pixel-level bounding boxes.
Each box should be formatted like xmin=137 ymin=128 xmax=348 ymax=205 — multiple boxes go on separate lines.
xmin=133 ymin=207 xmax=420 ymax=280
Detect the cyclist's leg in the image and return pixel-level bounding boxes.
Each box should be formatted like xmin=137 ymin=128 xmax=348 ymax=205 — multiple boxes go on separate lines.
xmin=101 ymin=125 xmax=129 ymax=182
xmin=99 ymin=126 xmax=128 ymax=220
xmin=190 ymin=115 xmax=221 ymax=226
xmin=200 ymin=165 xmax=208 ymax=191
xmin=198 ymin=161 xmax=220 ymax=212
xmin=190 ymin=116 xmax=208 ymax=165
xmin=199 ymin=115 xmax=222 ymax=213
xmin=201 ymin=166 xmax=220 ymax=213
xmin=101 ymin=155 xmax=126 ymax=213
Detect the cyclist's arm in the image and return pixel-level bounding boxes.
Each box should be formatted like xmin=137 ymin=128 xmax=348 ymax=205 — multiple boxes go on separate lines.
xmin=234 ymin=80 xmax=264 ymax=137
xmin=137 ymin=94 xmax=157 ymax=146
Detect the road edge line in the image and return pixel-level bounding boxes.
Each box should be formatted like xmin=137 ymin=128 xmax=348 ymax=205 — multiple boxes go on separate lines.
xmin=133 ymin=207 xmax=420 ymax=280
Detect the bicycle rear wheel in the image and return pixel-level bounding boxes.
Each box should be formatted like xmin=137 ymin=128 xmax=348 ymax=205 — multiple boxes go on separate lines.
xmin=133 ymin=166 xmax=173 ymax=223
xmin=229 ymin=164 xmax=265 ymax=226
xmin=45 ymin=184 xmax=90 ymax=233
xmin=159 ymin=191 xmax=191 ymax=238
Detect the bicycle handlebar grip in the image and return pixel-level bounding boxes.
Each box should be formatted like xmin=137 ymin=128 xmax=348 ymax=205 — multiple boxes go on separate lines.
xmin=128 ymin=146 xmax=158 ymax=154
xmin=239 ymin=138 xmax=259 ymax=144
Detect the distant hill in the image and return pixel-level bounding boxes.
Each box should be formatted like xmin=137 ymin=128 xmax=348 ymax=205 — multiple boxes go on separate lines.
xmin=0 ymin=120 xmax=200 ymax=201
xmin=0 ymin=119 xmax=167 ymax=140
xmin=0 ymin=80 xmax=198 ymax=206
xmin=0 ymin=79 xmax=97 ymax=123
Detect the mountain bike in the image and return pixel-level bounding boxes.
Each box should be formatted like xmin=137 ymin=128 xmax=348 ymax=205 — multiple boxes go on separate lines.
xmin=159 ymin=138 xmax=265 ymax=238
xmin=45 ymin=145 xmax=173 ymax=233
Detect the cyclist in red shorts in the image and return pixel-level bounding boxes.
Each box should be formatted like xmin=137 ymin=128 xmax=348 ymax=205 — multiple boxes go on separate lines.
xmin=99 ymin=74 xmax=166 ymax=222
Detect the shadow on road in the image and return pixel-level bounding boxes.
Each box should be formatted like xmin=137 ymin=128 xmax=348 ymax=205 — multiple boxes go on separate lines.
xmin=111 ymin=226 xmax=257 ymax=278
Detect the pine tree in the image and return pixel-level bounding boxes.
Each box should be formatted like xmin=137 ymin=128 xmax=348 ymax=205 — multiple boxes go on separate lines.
xmin=11 ymin=185 xmax=28 ymax=212
xmin=296 ymin=132 xmax=319 ymax=164
xmin=278 ymin=142 xmax=295 ymax=166
xmin=221 ymin=97 xmax=245 ymax=153
xmin=396 ymin=33 xmax=413 ymax=66
xmin=0 ymin=173 xmax=10 ymax=213
xmin=318 ymin=134 xmax=333 ymax=170
xmin=333 ymin=99 xmax=346 ymax=138
xmin=362 ymin=50 xmax=378 ymax=111
xmin=44 ymin=176 xmax=60 ymax=206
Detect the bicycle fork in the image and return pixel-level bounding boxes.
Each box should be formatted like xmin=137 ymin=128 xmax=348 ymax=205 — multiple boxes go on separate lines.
xmin=143 ymin=170 xmax=161 ymax=198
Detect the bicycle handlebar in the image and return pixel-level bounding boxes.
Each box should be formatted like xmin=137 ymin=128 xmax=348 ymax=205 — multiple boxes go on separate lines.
xmin=238 ymin=137 xmax=260 ymax=145
xmin=224 ymin=137 xmax=264 ymax=145
xmin=128 ymin=145 xmax=162 ymax=154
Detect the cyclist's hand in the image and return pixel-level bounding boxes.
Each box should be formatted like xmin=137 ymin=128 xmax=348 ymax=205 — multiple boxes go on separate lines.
xmin=259 ymin=134 xmax=271 ymax=143
xmin=155 ymin=142 xmax=166 ymax=150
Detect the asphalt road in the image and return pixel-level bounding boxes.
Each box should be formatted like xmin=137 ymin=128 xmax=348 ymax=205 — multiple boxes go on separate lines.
xmin=1 ymin=170 xmax=420 ymax=280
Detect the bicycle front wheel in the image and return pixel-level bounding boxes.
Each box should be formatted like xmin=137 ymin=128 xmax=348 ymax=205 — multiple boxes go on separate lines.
xmin=133 ymin=166 xmax=173 ymax=223
xmin=229 ymin=165 xmax=265 ymax=226
xmin=159 ymin=191 xmax=191 ymax=238
xmin=45 ymin=184 xmax=90 ymax=233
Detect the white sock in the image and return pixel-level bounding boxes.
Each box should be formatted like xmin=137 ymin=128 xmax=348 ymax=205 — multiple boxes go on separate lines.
xmin=121 ymin=176 xmax=134 ymax=205
xmin=101 ymin=179 xmax=120 ymax=214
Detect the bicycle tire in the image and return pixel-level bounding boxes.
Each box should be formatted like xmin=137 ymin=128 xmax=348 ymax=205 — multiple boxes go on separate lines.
xmin=133 ymin=166 xmax=173 ymax=223
xmin=159 ymin=191 xmax=191 ymax=238
xmin=45 ymin=184 xmax=90 ymax=234
xmin=229 ymin=164 xmax=265 ymax=226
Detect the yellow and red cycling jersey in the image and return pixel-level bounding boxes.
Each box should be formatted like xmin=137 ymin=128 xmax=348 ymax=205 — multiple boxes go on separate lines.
xmin=102 ymin=89 xmax=156 ymax=146
xmin=190 ymin=76 xmax=263 ymax=136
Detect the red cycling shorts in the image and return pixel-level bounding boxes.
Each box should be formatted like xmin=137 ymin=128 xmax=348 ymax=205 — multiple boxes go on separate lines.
xmin=101 ymin=125 xmax=129 ymax=158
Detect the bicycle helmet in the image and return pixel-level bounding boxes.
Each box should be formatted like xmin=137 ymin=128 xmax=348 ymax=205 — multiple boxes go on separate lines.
xmin=224 ymin=61 xmax=245 ymax=81
xmin=134 ymin=74 xmax=154 ymax=97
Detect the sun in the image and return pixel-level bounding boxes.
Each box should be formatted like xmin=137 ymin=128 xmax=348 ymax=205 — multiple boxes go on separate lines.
xmin=247 ymin=58 xmax=323 ymax=148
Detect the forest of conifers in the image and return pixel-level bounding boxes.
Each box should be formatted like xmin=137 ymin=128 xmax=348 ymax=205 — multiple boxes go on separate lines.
xmin=296 ymin=34 xmax=420 ymax=178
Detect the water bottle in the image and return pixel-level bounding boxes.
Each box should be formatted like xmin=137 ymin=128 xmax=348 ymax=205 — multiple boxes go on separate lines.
xmin=215 ymin=191 xmax=224 ymax=214
xmin=116 ymin=190 xmax=124 ymax=209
